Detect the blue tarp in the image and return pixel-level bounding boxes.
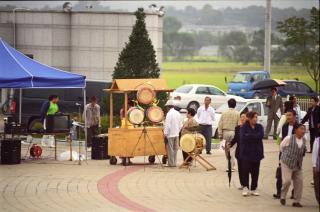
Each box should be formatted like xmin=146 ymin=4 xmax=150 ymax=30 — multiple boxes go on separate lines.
xmin=0 ymin=37 xmax=86 ymax=88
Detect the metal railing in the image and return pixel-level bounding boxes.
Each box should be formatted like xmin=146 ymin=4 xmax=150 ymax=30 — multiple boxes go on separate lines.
xmin=283 ymin=95 xmax=320 ymax=112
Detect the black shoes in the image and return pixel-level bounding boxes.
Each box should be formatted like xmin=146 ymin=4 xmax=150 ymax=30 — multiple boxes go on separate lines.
xmin=292 ymin=202 xmax=303 ymax=207
xmin=206 ymin=151 xmax=212 ymax=155
xmin=273 ymin=194 xmax=280 ymax=199
xmin=280 ymin=199 xmax=286 ymax=205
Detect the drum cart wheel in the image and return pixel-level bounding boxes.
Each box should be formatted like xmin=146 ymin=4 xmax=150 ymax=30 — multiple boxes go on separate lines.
xmin=148 ymin=155 xmax=155 ymax=164
xmin=110 ymin=156 xmax=117 ymax=165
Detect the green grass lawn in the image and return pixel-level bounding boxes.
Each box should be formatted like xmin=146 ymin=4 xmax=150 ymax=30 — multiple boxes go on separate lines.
xmin=161 ymin=61 xmax=313 ymax=91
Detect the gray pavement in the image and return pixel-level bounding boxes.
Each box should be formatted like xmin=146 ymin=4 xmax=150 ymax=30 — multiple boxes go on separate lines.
xmin=0 ymin=140 xmax=319 ymax=212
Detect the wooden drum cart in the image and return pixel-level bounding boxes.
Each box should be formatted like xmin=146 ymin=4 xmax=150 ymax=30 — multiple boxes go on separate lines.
xmin=105 ymin=79 xmax=173 ymax=166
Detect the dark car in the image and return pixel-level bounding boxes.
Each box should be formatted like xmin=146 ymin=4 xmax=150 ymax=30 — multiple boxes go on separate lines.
xmin=11 ymin=80 xmax=111 ymax=129
xmin=254 ymin=80 xmax=318 ymax=98
xmin=278 ymin=80 xmax=318 ymax=97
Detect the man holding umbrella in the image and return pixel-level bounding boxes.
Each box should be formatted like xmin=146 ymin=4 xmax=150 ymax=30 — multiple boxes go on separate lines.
xmin=265 ymin=87 xmax=283 ymax=139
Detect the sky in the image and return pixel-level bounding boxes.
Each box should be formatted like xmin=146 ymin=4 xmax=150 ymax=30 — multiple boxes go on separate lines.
xmin=0 ymin=0 xmax=318 ymax=11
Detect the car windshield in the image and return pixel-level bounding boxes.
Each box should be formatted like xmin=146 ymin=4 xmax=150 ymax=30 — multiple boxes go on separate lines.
xmin=216 ymin=102 xmax=246 ymax=114
xmin=175 ymin=85 xmax=193 ymax=93
xmin=231 ymin=73 xmax=251 ymax=83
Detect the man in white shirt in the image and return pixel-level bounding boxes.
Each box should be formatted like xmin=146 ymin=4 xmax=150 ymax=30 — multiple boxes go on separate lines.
xmin=280 ymin=124 xmax=307 ymax=208
xmin=164 ymin=100 xmax=182 ymax=167
xmin=196 ymin=96 xmax=215 ymax=154
xmin=289 ymin=95 xmax=301 ymax=123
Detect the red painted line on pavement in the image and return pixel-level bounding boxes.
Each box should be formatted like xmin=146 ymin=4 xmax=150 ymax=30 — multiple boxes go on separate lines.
xmin=97 ymin=166 xmax=156 ymax=212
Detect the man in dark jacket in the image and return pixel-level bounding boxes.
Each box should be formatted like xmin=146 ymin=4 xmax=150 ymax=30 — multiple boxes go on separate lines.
xmin=240 ymin=111 xmax=264 ymax=196
xmin=301 ymin=96 xmax=320 ymax=153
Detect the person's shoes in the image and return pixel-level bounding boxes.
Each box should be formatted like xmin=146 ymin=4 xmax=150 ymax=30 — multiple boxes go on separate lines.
xmin=87 ymin=147 xmax=92 ymax=152
xmin=292 ymin=202 xmax=303 ymax=208
xmin=263 ymin=136 xmax=268 ymax=140
xmin=49 ymin=145 xmax=55 ymax=148
xmin=251 ymin=190 xmax=260 ymax=196
xmin=242 ymin=187 xmax=249 ymax=196
xmin=273 ymin=194 xmax=280 ymax=199
xmin=238 ymin=186 xmax=244 ymax=190
xmin=232 ymin=169 xmax=236 ymax=172
xmin=290 ymin=195 xmax=294 ymax=199
xmin=206 ymin=151 xmax=212 ymax=155
xmin=280 ymin=199 xmax=286 ymax=205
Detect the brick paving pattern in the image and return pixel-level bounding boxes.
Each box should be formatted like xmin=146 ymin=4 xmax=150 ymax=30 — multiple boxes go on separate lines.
xmin=0 ymin=140 xmax=319 ymax=212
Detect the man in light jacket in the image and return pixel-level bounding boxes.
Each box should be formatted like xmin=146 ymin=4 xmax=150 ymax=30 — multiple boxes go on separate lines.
xmin=84 ymin=96 xmax=101 ymax=149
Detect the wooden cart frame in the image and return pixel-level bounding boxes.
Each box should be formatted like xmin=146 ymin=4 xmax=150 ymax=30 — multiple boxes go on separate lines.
xmin=104 ymin=79 xmax=174 ymax=165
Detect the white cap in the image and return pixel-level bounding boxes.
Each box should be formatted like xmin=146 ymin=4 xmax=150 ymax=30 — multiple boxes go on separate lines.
xmin=165 ymin=100 xmax=174 ymax=106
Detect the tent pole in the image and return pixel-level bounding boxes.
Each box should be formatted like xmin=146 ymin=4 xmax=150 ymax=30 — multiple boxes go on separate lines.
xmin=19 ymin=88 xmax=22 ymax=124
xmin=83 ymin=88 xmax=87 ymax=160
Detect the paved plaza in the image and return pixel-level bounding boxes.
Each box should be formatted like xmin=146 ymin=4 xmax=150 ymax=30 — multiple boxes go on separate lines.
xmin=0 ymin=140 xmax=319 ymax=212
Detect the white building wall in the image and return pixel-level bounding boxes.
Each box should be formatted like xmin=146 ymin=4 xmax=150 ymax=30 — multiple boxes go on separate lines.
xmin=0 ymin=10 xmax=163 ymax=82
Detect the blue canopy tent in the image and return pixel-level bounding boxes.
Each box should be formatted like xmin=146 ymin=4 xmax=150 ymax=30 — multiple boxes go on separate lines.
xmin=0 ymin=37 xmax=88 ymax=158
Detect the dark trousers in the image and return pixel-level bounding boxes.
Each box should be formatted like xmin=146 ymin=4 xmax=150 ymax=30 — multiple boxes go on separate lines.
xmin=200 ymin=125 xmax=212 ymax=152
xmin=314 ymin=170 xmax=320 ymax=204
xmin=86 ymin=125 xmax=99 ymax=147
xmin=237 ymin=159 xmax=245 ymax=186
xmin=275 ymin=166 xmax=282 ymax=195
xmin=242 ymin=160 xmax=261 ymax=190
xmin=309 ymin=128 xmax=317 ymax=152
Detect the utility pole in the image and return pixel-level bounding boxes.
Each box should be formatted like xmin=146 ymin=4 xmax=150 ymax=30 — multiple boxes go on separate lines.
xmin=264 ymin=0 xmax=272 ymax=74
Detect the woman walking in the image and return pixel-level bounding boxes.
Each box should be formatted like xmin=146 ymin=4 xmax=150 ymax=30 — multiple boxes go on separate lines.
xmin=229 ymin=111 xmax=247 ymax=189
xmin=240 ymin=111 xmax=264 ymax=196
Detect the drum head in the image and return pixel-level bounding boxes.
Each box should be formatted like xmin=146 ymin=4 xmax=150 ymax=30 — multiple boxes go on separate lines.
xmin=180 ymin=134 xmax=196 ymax=153
xmin=147 ymin=106 xmax=164 ymax=123
xmin=127 ymin=107 xmax=144 ymax=125
xmin=137 ymin=87 xmax=155 ymax=105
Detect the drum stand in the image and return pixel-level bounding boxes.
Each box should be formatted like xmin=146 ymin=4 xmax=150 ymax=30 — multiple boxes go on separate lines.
xmin=180 ymin=152 xmax=216 ymax=171
xmin=179 ymin=133 xmax=216 ymax=171
xmin=131 ymin=123 xmax=164 ymax=170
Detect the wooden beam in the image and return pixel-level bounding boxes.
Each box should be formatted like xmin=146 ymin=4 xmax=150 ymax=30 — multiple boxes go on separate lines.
xmin=110 ymin=93 xmax=113 ymax=128
xmin=124 ymin=92 xmax=128 ymax=128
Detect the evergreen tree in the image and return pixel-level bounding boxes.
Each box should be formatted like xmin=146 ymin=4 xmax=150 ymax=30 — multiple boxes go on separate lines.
xmin=113 ymin=8 xmax=160 ymax=79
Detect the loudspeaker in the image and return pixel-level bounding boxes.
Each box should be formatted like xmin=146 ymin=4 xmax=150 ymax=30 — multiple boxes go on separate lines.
xmin=1 ymin=139 xmax=21 ymax=164
xmin=92 ymin=135 xmax=109 ymax=160
xmin=46 ymin=114 xmax=70 ymax=133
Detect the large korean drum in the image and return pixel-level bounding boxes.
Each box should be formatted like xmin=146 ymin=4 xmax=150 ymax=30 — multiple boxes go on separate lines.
xmin=147 ymin=106 xmax=164 ymax=123
xmin=137 ymin=87 xmax=155 ymax=105
xmin=180 ymin=133 xmax=206 ymax=153
xmin=127 ymin=107 xmax=144 ymax=125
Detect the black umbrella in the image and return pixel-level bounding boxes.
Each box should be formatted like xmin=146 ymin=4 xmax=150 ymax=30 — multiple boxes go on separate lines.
xmin=227 ymin=148 xmax=232 ymax=187
xmin=252 ymin=79 xmax=286 ymax=90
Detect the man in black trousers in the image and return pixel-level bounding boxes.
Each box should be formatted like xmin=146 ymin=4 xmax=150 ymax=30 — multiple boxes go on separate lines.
xmin=301 ymin=96 xmax=320 ymax=153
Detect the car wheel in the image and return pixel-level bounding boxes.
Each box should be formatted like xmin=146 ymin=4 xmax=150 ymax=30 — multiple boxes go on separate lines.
xmin=187 ymin=101 xmax=200 ymax=111
xmin=148 ymin=155 xmax=155 ymax=164
xmin=110 ymin=156 xmax=117 ymax=165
